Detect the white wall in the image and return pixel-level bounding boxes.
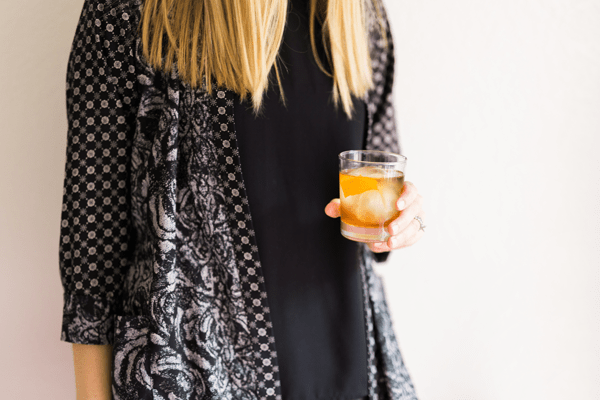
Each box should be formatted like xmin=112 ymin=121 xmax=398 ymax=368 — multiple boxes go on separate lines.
xmin=1 ymin=0 xmax=82 ymax=398
xmin=379 ymin=0 xmax=600 ymax=399
xmin=0 ymin=0 xmax=598 ymax=399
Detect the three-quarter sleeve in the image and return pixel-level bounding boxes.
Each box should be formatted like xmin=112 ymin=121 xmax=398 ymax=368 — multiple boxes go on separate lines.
xmin=59 ymin=0 xmax=138 ymax=344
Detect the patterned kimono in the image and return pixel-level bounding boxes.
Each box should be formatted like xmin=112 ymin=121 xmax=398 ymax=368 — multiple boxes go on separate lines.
xmin=59 ymin=0 xmax=418 ymax=399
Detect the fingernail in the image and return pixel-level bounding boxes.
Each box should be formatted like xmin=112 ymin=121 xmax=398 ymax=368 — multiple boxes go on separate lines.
xmin=388 ymin=224 xmax=398 ymax=235
xmin=397 ymin=200 xmax=405 ymax=210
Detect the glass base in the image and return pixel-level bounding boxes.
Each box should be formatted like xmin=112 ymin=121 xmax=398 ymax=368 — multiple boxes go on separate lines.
xmin=341 ymin=221 xmax=390 ymax=243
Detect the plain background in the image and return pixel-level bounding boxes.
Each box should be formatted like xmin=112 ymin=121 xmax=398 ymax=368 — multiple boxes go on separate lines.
xmin=1 ymin=0 xmax=598 ymax=398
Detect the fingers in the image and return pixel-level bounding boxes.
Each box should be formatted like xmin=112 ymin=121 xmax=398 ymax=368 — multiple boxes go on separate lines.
xmin=387 ymin=217 xmax=424 ymax=249
xmin=399 ymin=223 xmax=425 ymax=249
xmin=369 ymin=181 xmax=426 ymax=252
xmin=324 ymin=198 xmax=341 ymax=218
xmin=368 ymin=241 xmax=390 ymax=253
xmin=332 ymin=180 xmax=425 ymax=253
xmin=388 ymin=194 xmax=424 ymax=236
xmin=368 ymin=217 xmax=425 ymax=253
xmin=396 ymin=181 xmax=419 ymax=211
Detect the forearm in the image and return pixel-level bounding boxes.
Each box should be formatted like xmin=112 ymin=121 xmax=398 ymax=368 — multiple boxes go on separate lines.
xmin=72 ymin=343 xmax=113 ymax=400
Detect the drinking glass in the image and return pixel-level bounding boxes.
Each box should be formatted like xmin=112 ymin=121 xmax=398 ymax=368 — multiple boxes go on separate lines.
xmin=339 ymin=150 xmax=407 ymax=243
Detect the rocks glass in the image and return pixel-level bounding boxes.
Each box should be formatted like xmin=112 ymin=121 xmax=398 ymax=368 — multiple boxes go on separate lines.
xmin=339 ymin=150 xmax=407 ymax=243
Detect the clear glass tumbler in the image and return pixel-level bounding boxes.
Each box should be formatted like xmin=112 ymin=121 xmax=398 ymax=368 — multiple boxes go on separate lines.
xmin=339 ymin=150 xmax=407 ymax=243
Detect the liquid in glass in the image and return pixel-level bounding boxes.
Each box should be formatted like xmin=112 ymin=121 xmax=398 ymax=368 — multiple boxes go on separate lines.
xmin=339 ymin=166 xmax=404 ymax=242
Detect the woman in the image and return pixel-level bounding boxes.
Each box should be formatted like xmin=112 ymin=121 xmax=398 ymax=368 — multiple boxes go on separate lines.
xmin=59 ymin=0 xmax=425 ymax=399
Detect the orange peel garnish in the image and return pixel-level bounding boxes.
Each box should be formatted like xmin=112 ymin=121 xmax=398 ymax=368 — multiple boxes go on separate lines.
xmin=340 ymin=174 xmax=379 ymax=197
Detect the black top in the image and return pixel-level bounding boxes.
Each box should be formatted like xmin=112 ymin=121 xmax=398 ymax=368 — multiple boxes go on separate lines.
xmin=234 ymin=0 xmax=368 ymax=398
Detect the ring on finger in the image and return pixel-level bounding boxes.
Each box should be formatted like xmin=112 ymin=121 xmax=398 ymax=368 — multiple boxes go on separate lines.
xmin=414 ymin=215 xmax=426 ymax=232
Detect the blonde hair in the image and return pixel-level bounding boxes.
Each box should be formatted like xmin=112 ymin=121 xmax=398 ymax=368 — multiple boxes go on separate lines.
xmin=141 ymin=0 xmax=383 ymax=118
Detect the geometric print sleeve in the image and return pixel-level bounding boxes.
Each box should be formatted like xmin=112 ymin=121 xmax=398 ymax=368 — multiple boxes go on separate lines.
xmin=59 ymin=0 xmax=138 ymax=345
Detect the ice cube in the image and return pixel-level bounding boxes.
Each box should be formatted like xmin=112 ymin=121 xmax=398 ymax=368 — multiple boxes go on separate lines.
xmin=378 ymin=184 xmax=401 ymax=221
xmin=352 ymin=189 xmax=386 ymax=224
xmin=348 ymin=166 xmax=386 ymax=178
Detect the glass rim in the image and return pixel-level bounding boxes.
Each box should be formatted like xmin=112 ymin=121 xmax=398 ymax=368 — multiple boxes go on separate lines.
xmin=338 ymin=150 xmax=407 ymax=166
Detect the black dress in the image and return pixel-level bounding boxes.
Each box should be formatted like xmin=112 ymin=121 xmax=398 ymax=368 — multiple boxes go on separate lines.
xmin=234 ymin=0 xmax=368 ymax=398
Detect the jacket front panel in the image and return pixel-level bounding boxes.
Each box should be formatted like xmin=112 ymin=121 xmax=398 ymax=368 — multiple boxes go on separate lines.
xmin=59 ymin=0 xmax=417 ymax=399
xmin=112 ymin=62 xmax=268 ymax=400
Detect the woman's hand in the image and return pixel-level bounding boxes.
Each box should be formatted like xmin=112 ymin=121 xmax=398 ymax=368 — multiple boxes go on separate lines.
xmin=324 ymin=181 xmax=425 ymax=253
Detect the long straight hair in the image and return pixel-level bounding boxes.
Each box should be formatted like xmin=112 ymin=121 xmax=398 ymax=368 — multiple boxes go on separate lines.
xmin=141 ymin=0 xmax=384 ymax=118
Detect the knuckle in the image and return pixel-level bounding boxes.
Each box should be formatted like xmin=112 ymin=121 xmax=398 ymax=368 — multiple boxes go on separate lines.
xmin=397 ymin=228 xmax=413 ymax=243
xmin=395 ymin=216 xmax=411 ymax=231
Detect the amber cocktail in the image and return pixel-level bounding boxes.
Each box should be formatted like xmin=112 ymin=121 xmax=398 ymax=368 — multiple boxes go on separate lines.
xmin=339 ymin=151 xmax=407 ymax=243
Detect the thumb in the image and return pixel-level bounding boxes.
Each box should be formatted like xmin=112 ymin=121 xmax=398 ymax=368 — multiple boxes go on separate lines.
xmin=324 ymin=199 xmax=341 ymax=218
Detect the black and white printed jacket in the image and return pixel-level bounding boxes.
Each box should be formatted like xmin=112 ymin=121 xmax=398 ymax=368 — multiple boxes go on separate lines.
xmin=59 ymin=0 xmax=418 ymax=399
